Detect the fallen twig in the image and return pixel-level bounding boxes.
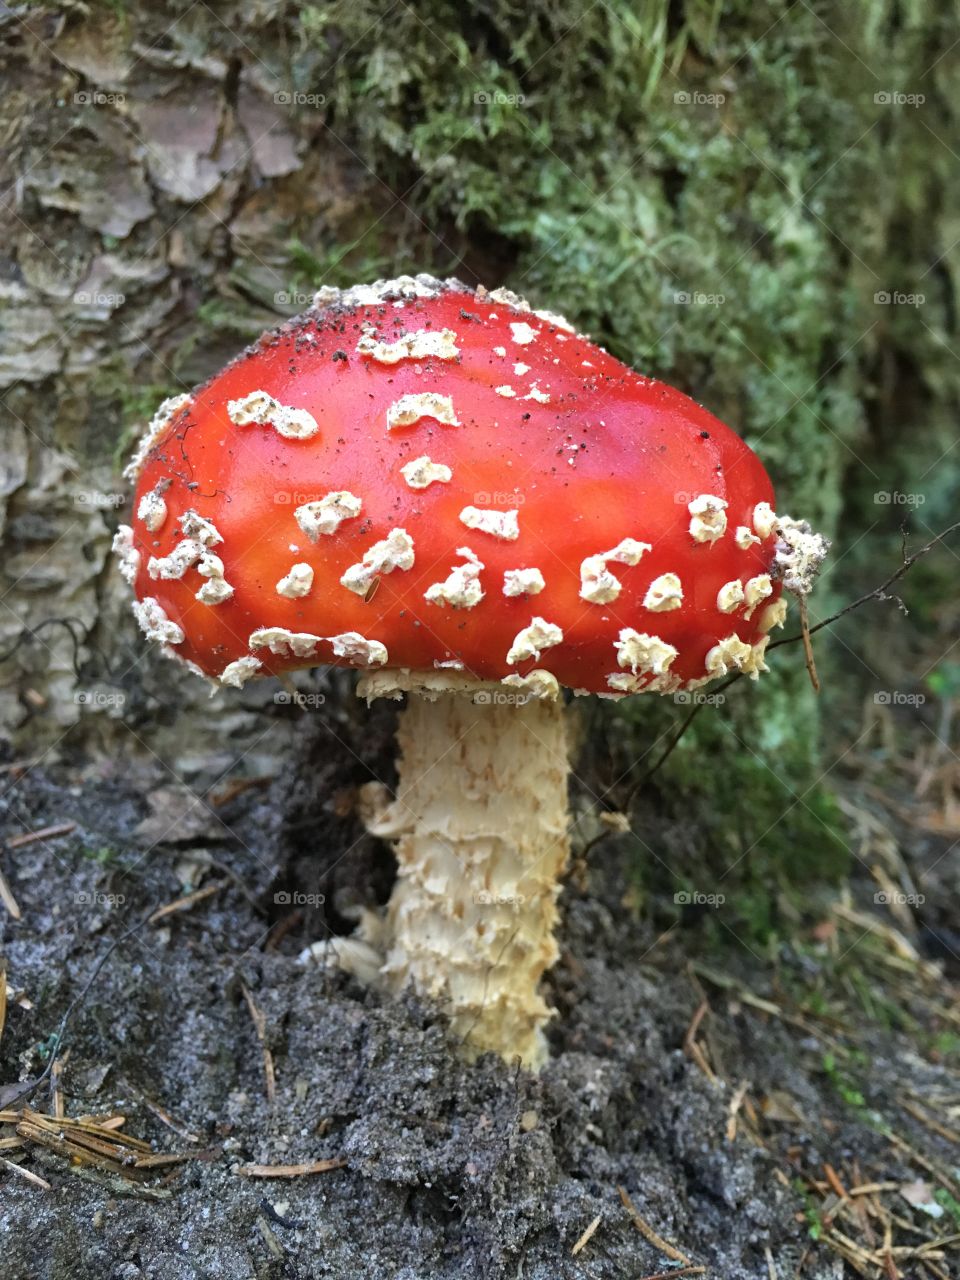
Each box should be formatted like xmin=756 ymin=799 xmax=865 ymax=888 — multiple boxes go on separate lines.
xmin=5 ymin=822 xmax=76 ymax=850
xmin=824 ymin=1163 xmax=848 ymax=1200
xmin=887 ymin=1132 xmax=960 ymax=1196
xmin=149 ymin=879 xmax=226 ymax=925
xmin=4 ymin=1105 xmax=202 ymax=1189
xmin=118 ymin=1077 xmax=200 ymax=1144
xmin=897 ymin=1096 xmax=960 ymax=1146
xmin=682 ymin=999 xmax=716 ymax=1083
xmin=570 ymin=1211 xmax=602 ymax=1256
xmin=50 ymin=1054 xmax=65 ymax=1120
xmin=0 ymin=865 xmax=21 ymax=920
xmin=618 ymin=1185 xmax=692 ymax=1265
xmin=634 ymin=1266 xmax=706 ymax=1280
xmin=235 ymin=1158 xmax=346 ymax=1178
xmin=29 ymin=1148 xmax=175 ymax=1199
xmin=208 ymin=776 xmax=272 ymax=807
xmin=769 ymin=520 xmax=960 ymax=651
xmin=0 ymin=1155 xmax=52 ymax=1190
xmin=797 ymin=594 xmax=820 ymax=692
xmin=239 ymin=982 xmax=276 ymax=1104
xmin=726 ymin=1080 xmax=751 ymax=1141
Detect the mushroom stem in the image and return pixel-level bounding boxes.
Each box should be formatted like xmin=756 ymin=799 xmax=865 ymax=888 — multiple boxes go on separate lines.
xmin=367 ymin=682 xmax=570 ymax=1069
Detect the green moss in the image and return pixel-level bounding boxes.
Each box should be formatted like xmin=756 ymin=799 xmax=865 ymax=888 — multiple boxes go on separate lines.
xmin=85 ymin=355 xmax=181 ymax=469
xmin=822 ymin=1050 xmax=867 ymax=1110
xmin=285 ymin=235 xmax=429 ymax=294
xmin=931 ymin=1031 xmax=960 ymax=1062
xmin=81 ymin=844 xmax=119 ymax=866
xmin=611 ymin=659 xmax=849 ymax=917
xmin=934 ymin=1190 xmax=960 ymax=1228
xmin=194 ymin=298 xmax=269 ymax=340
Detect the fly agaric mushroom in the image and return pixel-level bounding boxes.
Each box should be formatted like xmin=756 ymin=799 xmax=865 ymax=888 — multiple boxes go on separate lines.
xmin=115 ymin=275 xmax=827 ymax=1069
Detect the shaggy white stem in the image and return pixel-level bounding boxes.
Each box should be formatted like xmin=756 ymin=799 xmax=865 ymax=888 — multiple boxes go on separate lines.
xmin=373 ymin=688 xmax=571 ymax=1069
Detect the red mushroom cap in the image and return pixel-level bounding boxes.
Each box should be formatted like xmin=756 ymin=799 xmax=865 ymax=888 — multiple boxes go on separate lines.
xmin=117 ymin=276 xmax=785 ymax=698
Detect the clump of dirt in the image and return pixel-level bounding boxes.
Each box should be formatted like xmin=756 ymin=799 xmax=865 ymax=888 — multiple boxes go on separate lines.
xmin=1 ymin=718 xmax=958 ymax=1279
